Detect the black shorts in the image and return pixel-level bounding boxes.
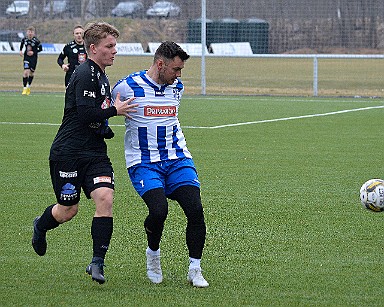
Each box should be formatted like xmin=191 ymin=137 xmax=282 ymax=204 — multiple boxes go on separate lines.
xmin=23 ymin=58 xmax=38 ymax=72
xmin=50 ymin=156 xmax=114 ymax=206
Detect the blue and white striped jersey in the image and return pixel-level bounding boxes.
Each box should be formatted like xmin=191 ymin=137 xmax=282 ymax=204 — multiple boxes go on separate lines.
xmin=112 ymin=70 xmax=192 ymax=168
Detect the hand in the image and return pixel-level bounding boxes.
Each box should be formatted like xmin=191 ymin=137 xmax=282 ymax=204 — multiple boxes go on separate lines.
xmin=114 ymin=92 xmax=138 ymax=119
xmin=62 ymin=64 xmax=69 ymax=72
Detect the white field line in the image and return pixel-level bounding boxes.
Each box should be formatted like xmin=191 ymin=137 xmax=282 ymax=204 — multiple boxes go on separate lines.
xmin=0 ymin=105 xmax=383 ymax=129
xmin=183 ymin=105 xmax=384 ymax=129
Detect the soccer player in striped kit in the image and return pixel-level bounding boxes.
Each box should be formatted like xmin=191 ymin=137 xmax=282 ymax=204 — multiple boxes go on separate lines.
xmin=112 ymin=41 xmax=209 ymax=288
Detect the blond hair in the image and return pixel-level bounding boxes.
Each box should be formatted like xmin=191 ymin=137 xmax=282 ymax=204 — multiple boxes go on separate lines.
xmin=84 ymin=22 xmax=119 ymax=53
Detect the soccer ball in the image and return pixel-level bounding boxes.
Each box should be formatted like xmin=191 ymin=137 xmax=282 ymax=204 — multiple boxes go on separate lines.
xmin=359 ymin=179 xmax=384 ymax=212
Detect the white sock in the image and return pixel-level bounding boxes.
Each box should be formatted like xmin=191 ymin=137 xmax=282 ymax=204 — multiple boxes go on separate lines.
xmin=146 ymin=247 xmax=160 ymax=256
xmin=189 ymin=257 xmax=201 ymax=270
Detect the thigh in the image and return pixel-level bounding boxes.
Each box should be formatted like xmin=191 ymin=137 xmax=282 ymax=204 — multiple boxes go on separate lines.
xmin=128 ymin=163 xmax=165 ymax=197
xmin=165 ymin=158 xmax=200 ymax=196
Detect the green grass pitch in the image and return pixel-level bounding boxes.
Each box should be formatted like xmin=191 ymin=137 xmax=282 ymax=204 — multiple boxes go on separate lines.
xmin=0 ymin=92 xmax=384 ymax=306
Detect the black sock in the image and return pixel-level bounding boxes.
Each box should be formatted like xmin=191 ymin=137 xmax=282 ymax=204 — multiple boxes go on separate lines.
xmin=37 ymin=204 xmax=60 ymax=232
xmin=23 ymin=77 xmax=28 ymax=87
xmin=91 ymin=217 xmax=113 ymax=260
xmin=28 ymin=76 xmax=34 ymax=86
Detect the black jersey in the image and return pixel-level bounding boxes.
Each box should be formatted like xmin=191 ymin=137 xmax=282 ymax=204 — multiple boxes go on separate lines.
xmin=57 ymin=40 xmax=87 ymax=74
xmin=20 ymin=36 xmax=42 ymax=59
xmin=50 ymin=59 xmax=117 ymax=161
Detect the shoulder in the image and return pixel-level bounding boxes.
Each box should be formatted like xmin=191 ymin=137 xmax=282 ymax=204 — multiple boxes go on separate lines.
xmin=75 ymin=60 xmax=92 ymax=73
xmin=114 ymin=71 xmax=140 ymax=86
xmin=71 ymin=61 xmax=93 ymax=81
xmin=65 ymin=41 xmax=75 ymax=48
xmin=71 ymin=62 xmax=98 ymax=87
xmin=174 ymin=78 xmax=184 ymax=90
xmin=112 ymin=72 xmax=140 ymax=100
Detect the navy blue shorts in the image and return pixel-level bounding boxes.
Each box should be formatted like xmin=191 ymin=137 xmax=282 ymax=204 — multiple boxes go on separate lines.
xmin=50 ymin=156 xmax=114 ymax=206
xmin=128 ymin=158 xmax=200 ymax=197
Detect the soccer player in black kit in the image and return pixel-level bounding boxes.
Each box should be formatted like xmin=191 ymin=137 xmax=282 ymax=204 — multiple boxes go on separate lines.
xmin=57 ymin=25 xmax=87 ymax=87
xmin=19 ymin=26 xmax=42 ymax=95
xmin=31 ymin=22 xmax=138 ymax=284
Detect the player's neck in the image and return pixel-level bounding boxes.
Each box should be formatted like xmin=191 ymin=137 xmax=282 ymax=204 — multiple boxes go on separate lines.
xmin=146 ymin=66 xmax=162 ymax=85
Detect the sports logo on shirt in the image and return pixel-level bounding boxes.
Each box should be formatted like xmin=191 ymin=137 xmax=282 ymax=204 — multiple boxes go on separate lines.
xmin=83 ymin=90 xmax=96 ymax=98
xmin=78 ymin=53 xmax=86 ymax=64
xmin=101 ymin=97 xmax=111 ymax=109
xmin=144 ymin=106 xmax=176 ymax=117
xmin=173 ymin=89 xmax=181 ymax=101
xmin=101 ymin=83 xmax=106 ymax=95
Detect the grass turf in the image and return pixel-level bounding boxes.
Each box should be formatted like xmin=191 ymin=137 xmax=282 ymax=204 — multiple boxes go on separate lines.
xmin=0 ymin=92 xmax=384 ymax=306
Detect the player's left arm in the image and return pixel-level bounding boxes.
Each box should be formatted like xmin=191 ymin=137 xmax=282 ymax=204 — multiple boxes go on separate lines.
xmin=75 ymin=76 xmax=117 ymax=125
xmin=36 ymin=39 xmax=43 ymax=53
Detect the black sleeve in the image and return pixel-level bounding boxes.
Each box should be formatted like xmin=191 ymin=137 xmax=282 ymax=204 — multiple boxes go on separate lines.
xmin=19 ymin=38 xmax=24 ymax=51
xmin=36 ymin=39 xmax=42 ymax=53
xmin=77 ymin=105 xmax=117 ymax=125
xmin=57 ymin=50 xmax=66 ymax=67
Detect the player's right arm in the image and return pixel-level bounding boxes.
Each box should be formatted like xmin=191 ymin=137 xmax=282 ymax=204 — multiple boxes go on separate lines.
xmin=19 ymin=38 xmax=25 ymax=57
xmin=57 ymin=45 xmax=69 ymax=71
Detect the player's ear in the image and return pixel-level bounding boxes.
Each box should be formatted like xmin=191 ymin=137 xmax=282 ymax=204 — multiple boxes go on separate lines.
xmin=157 ymin=59 xmax=164 ymax=70
xmin=89 ymin=44 xmax=97 ymax=54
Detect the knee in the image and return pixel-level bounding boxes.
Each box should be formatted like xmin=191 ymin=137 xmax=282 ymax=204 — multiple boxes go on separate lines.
xmin=187 ymin=205 xmax=205 ymax=225
xmin=143 ymin=188 xmax=169 ymax=224
xmin=92 ymin=188 xmax=114 ymax=217
xmin=151 ymin=207 xmax=168 ymax=224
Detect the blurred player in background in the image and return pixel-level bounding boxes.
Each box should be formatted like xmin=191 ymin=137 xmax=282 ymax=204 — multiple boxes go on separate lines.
xmin=57 ymin=25 xmax=87 ymax=87
xmin=31 ymin=22 xmax=137 ymax=284
xmin=112 ymin=41 xmax=209 ymax=288
xmin=20 ymin=26 xmax=42 ymax=95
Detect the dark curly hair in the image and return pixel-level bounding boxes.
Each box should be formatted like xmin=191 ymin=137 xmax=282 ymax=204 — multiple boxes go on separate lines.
xmin=154 ymin=41 xmax=190 ymax=63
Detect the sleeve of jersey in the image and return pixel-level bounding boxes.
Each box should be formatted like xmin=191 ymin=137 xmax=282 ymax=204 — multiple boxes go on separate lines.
xmin=111 ymin=77 xmax=134 ymax=103
xmin=75 ymin=74 xmax=117 ymax=125
xmin=37 ymin=40 xmax=43 ymax=53
xmin=19 ymin=39 xmax=24 ymax=51
xmin=57 ymin=48 xmax=66 ymax=66
xmin=77 ymin=105 xmax=116 ymax=125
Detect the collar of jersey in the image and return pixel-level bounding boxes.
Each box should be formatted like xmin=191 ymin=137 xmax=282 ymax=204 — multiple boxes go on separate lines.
xmin=140 ymin=70 xmax=168 ymax=92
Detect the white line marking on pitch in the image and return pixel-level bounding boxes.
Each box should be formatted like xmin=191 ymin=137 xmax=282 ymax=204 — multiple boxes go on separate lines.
xmin=0 ymin=105 xmax=383 ymax=129
xmin=183 ymin=105 xmax=384 ymax=129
